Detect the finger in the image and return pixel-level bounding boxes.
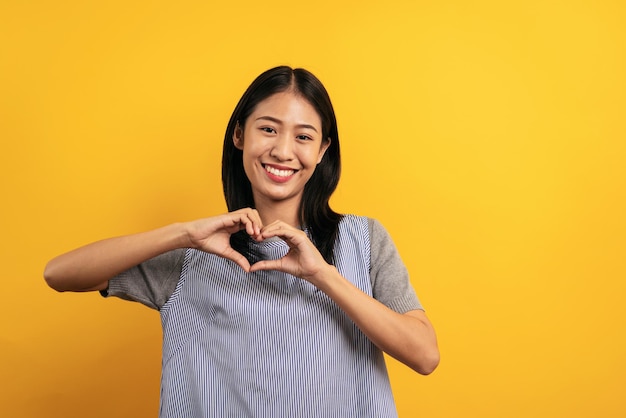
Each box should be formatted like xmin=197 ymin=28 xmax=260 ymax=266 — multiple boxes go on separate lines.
xmin=249 ymin=209 xmax=262 ymax=234
xmin=260 ymin=224 xmax=305 ymax=245
xmin=238 ymin=208 xmax=263 ymax=238
xmin=242 ymin=214 xmax=256 ymax=237
xmin=229 ymin=208 xmax=262 ymax=237
xmin=260 ymin=221 xmax=295 ymax=236
xmin=248 ymin=209 xmax=263 ymax=237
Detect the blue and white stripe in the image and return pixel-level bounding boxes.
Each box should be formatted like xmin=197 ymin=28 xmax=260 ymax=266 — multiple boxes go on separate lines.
xmin=159 ymin=215 xmax=397 ymax=417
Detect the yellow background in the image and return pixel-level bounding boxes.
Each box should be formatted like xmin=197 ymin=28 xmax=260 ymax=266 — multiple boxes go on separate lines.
xmin=1 ymin=0 xmax=625 ymax=417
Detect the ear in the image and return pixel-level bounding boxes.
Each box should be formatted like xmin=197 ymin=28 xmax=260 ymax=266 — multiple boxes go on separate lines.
xmin=317 ymin=137 xmax=331 ymax=164
xmin=233 ymin=123 xmax=244 ymax=150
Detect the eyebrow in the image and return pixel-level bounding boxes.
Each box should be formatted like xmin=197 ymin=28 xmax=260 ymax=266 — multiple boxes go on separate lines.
xmin=255 ymin=116 xmax=319 ymax=133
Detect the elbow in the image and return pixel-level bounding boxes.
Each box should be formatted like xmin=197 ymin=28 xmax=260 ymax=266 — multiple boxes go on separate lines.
xmin=408 ymin=345 xmax=440 ymax=376
xmin=414 ymin=350 xmax=440 ymax=375
xmin=44 ymin=261 xmax=108 ymax=292
xmin=43 ymin=262 xmax=67 ymax=292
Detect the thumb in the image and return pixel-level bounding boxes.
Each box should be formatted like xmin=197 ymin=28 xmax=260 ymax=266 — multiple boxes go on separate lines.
xmin=249 ymin=259 xmax=283 ymax=273
xmin=221 ymin=248 xmax=251 ymax=272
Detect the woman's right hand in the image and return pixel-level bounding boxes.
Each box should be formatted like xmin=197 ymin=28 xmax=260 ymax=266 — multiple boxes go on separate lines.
xmin=184 ymin=208 xmax=263 ymax=272
xmin=44 ymin=208 xmax=264 ymax=292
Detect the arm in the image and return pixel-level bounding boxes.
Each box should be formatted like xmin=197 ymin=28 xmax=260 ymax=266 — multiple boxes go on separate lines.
xmin=249 ymin=221 xmax=440 ymax=375
xmin=316 ymin=270 xmax=439 ymax=375
xmin=44 ymin=208 xmax=263 ymax=292
xmin=44 ymin=223 xmax=189 ymax=292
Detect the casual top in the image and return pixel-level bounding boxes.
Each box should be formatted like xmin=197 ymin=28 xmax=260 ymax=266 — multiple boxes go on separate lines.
xmin=105 ymin=217 xmax=422 ymax=313
xmin=103 ymin=216 xmax=422 ymax=417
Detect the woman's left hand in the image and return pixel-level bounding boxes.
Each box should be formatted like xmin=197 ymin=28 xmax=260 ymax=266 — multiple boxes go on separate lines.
xmin=250 ymin=220 xmax=440 ymax=375
xmin=249 ymin=220 xmax=332 ymax=286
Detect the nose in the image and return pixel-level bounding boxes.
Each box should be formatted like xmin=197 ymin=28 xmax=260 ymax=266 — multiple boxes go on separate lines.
xmin=269 ymin=133 xmax=293 ymax=161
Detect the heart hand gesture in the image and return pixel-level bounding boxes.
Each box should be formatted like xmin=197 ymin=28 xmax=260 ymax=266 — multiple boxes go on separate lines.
xmin=249 ymin=220 xmax=332 ymax=286
xmin=185 ymin=208 xmax=263 ymax=272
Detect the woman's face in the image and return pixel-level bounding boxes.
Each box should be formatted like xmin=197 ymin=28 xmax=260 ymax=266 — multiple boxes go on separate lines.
xmin=234 ymin=91 xmax=330 ymax=211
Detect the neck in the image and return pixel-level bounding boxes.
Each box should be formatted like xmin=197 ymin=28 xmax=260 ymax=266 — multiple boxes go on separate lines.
xmin=254 ymin=197 xmax=301 ymax=228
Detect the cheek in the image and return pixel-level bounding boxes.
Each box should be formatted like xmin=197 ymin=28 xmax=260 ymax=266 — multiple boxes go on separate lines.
xmin=240 ymin=148 xmax=255 ymax=177
xmin=242 ymin=135 xmax=267 ymax=157
xmin=244 ymin=153 xmax=257 ymax=174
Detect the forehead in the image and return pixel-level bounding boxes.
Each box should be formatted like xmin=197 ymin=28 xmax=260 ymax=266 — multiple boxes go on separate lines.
xmin=248 ymin=91 xmax=322 ymax=128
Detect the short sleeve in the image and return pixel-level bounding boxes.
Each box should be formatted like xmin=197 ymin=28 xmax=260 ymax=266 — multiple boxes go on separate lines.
xmin=369 ymin=218 xmax=423 ymax=313
xmin=100 ymin=248 xmax=186 ymax=310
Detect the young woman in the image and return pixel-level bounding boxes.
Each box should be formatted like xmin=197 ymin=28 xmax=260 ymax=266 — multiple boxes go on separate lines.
xmin=44 ymin=66 xmax=439 ymax=417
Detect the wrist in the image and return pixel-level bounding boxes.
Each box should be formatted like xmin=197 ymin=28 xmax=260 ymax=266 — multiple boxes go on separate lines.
xmin=186 ymin=222 xmax=204 ymax=249
xmin=164 ymin=222 xmax=195 ymax=250
xmin=311 ymin=264 xmax=341 ymax=292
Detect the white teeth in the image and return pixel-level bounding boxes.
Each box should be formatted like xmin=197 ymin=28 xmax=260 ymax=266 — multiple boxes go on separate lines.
xmin=265 ymin=165 xmax=295 ymax=177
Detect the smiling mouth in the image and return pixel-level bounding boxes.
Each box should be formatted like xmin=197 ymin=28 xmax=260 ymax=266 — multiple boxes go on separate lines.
xmin=264 ymin=164 xmax=296 ymax=178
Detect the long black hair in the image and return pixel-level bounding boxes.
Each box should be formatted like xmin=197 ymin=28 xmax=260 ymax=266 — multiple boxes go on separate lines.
xmin=222 ymin=66 xmax=342 ymax=264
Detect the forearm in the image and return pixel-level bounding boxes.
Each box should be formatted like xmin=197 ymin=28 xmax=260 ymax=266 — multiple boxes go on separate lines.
xmin=317 ymin=266 xmax=440 ymax=375
xmin=44 ymin=223 xmax=190 ymax=292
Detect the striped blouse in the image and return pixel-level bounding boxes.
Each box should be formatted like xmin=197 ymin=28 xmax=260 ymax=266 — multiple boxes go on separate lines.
xmin=106 ymin=215 xmax=422 ymax=417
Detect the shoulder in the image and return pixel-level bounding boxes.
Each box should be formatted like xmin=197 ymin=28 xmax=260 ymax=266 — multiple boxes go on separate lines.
xmin=334 ymin=215 xmax=392 ymax=245
xmin=334 ymin=215 xmax=372 ymax=244
xmin=362 ymin=218 xmax=423 ymax=312
xmin=337 ymin=214 xmax=371 ymax=230
xmin=338 ymin=215 xmax=390 ymax=244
